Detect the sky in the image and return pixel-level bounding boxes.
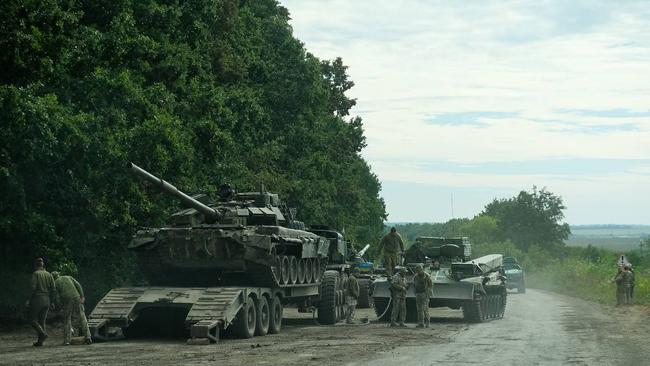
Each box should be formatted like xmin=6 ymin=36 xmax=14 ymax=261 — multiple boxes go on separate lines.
xmin=280 ymin=0 xmax=650 ymax=225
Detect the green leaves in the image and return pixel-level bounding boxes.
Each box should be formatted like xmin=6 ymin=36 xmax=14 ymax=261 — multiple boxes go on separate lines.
xmin=0 ymin=0 xmax=386 ymax=313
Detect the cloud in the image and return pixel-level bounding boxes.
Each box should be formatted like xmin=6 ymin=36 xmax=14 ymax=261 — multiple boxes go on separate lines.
xmin=423 ymin=112 xmax=518 ymax=127
xmin=281 ymin=0 xmax=650 ymax=223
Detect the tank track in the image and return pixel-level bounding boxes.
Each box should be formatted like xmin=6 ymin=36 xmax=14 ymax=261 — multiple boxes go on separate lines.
xmin=137 ymin=245 xmax=327 ymax=288
xmin=462 ymin=287 xmax=507 ymax=322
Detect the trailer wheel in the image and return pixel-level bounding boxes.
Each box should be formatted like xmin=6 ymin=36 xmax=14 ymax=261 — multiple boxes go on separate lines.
xmin=255 ymin=296 xmax=270 ymax=336
xmin=232 ymin=297 xmax=257 ymax=338
xmin=318 ymin=270 xmax=339 ymax=324
xmin=268 ymin=295 xmax=283 ymax=334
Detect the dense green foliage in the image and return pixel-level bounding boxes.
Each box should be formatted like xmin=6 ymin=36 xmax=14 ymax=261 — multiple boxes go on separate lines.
xmin=482 ymin=186 xmax=570 ymax=250
xmin=0 ymin=0 xmax=386 ymax=317
xmin=393 ymin=188 xmax=649 ymax=305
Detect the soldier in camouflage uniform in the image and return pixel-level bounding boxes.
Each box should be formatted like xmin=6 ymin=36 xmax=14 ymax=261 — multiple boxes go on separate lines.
xmin=380 ymin=227 xmax=404 ymax=276
xmin=627 ymin=264 xmax=634 ymax=302
xmin=27 ymin=257 xmax=56 ymax=346
xmin=623 ymin=265 xmax=633 ymax=305
xmin=389 ymin=266 xmax=408 ymax=327
xmin=614 ymin=266 xmax=627 ymax=306
xmin=413 ymin=264 xmax=433 ymax=328
xmin=346 ymin=268 xmax=360 ymax=324
xmin=52 ymin=272 xmax=92 ymax=345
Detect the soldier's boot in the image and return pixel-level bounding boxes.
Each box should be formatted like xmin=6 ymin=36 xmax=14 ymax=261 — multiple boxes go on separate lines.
xmin=416 ymin=323 xmax=424 ymax=328
xmin=389 ymin=322 xmax=397 ymax=327
xmin=398 ymin=322 xmax=406 ymax=327
xmin=33 ymin=333 xmax=47 ymax=347
xmin=31 ymin=321 xmax=48 ymax=346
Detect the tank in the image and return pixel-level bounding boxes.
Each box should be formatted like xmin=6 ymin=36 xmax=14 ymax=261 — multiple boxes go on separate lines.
xmin=372 ymin=237 xmax=507 ymax=322
xmin=127 ymin=162 xmax=339 ymax=288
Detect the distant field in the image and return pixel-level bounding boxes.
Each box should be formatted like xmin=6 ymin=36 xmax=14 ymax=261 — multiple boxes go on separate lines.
xmin=566 ymin=225 xmax=650 ymax=252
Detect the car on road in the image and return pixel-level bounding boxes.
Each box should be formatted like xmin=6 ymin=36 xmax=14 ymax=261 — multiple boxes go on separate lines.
xmin=504 ymin=257 xmax=525 ymax=293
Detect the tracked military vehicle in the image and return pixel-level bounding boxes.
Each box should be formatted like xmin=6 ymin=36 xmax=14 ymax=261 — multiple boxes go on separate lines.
xmin=372 ymin=237 xmax=507 ymax=322
xmin=88 ymin=163 xmax=350 ymax=344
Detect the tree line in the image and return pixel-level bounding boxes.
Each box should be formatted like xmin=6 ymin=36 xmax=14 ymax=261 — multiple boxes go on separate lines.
xmin=0 ymin=0 xmax=386 ymax=317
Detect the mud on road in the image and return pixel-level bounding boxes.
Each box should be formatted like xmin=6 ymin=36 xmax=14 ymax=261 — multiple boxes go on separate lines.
xmin=1 ymin=290 xmax=649 ymax=366
xmin=0 ymin=308 xmax=463 ymax=366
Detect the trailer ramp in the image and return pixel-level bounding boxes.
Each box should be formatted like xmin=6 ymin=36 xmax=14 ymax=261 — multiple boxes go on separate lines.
xmin=89 ymin=287 xmax=252 ymax=343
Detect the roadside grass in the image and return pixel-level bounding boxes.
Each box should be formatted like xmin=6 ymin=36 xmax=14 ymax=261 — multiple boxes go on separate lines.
xmin=527 ymin=257 xmax=649 ymax=306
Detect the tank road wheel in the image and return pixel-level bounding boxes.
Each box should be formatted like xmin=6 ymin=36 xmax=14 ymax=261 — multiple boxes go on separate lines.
xmin=312 ymin=259 xmax=322 ymax=283
xmin=462 ymin=294 xmax=485 ymax=323
xmin=357 ymin=279 xmax=374 ymax=308
xmin=297 ymin=258 xmax=306 ymax=284
xmin=498 ymin=288 xmax=507 ymax=318
xmin=304 ymin=259 xmax=313 ymax=284
xmin=318 ymin=270 xmax=339 ymax=324
xmin=255 ymin=296 xmax=270 ymax=336
xmin=289 ymin=256 xmax=298 ymax=284
xmin=232 ymin=297 xmax=257 ymax=338
xmin=280 ymin=256 xmax=290 ymax=285
xmin=268 ymin=295 xmax=283 ymax=334
xmin=373 ymin=297 xmax=391 ymax=321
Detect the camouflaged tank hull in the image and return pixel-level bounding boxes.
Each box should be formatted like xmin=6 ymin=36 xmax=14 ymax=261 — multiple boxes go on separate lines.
xmin=130 ymin=225 xmax=331 ymax=288
xmin=372 ymin=254 xmax=507 ymax=323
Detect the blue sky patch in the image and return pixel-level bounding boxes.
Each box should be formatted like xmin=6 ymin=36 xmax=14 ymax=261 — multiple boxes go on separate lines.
xmin=423 ymin=111 xmax=518 ymax=127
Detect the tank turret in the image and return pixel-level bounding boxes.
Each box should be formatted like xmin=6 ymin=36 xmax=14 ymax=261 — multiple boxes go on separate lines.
xmin=127 ymin=163 xmax=341 ymax=288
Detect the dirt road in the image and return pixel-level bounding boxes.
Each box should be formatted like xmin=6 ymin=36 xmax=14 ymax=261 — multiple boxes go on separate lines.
xmin=1 ymin=289 xmax=648 ymax=366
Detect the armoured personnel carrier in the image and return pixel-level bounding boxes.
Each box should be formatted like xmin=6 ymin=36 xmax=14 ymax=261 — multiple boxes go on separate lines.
xmin=88 ymin=163 xmax=351 ymax=343
xmin=372 ymin=237 xmax=507 ymax=322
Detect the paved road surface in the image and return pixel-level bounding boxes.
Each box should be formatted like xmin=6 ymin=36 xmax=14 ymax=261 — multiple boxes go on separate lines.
xmin=353 ymin=289 xmax=648 ymax=366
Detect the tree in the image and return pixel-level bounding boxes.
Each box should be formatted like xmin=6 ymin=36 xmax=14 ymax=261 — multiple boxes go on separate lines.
xmin=0 ymin=0 xmax=386 ymax=316
xmin=482 ymin=186 xmax=570 ymax=250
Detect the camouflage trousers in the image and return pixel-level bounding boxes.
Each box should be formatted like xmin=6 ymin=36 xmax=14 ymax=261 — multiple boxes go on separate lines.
xmin=616 ymin=286 xmax=630 ymax=305
xmin=384 ymin=253 xmax=399 ymax=276
xmin=346 ymin=296 xmax=357 ymax=323
xmin=415 ymin=292 xmax=430 ymax=326
xmin=390 ymin=297 xmax=406 ymax=324
xmin=29 ymin=294 xmax=50 ymax=337
xmin=61 ymin=299 xmax=90 ymax=343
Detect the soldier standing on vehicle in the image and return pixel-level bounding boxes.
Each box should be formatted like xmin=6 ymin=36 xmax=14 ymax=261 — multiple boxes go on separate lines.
xmin=380 ymin=227 xmax=404 ymax=276
xmin=346 ymin=268 xmax=360 ymax=324
xmin=52 ymin=272 xmax=92 ymax=345
xmin=413 ymin=264 xmax=433 ymax=328
xmin=27 ymin=257 xmax=56 ymax=346
xmin=389 ymin=266 xmax=408 ymax=327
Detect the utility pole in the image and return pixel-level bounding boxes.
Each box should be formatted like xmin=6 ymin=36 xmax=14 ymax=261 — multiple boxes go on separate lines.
xmin=451 ymin=193 xmax=454 ymax=219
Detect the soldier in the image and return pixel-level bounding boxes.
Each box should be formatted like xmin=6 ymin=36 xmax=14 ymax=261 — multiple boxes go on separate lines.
xmin=27 ymin=257 xmax=56 ymax=346
xmin=623 ymin=265 xmax=633 ymax=305
xmin=346 ymin=268 xmax=360 ymax=324
xmin=380 ymin=227 xmax=404 ymax=276
xmin=389 ymin=266 xmax=408 ymax=327
xmin=413 ymin=264 xmax=433 ymax=328
xmin=628 ymin=264 xmax=635 ymax=300
xmin=614 ymin=266 xmax=626 ymax=306
xmin=52 ymin=272 xmax=92 ymax=345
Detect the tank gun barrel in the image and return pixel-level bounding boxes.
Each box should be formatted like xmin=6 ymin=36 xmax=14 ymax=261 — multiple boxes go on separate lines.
xmin=128 ymin=162 xmax=221 ymax=222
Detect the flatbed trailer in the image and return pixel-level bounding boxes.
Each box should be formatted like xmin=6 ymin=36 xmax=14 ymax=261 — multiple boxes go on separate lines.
xmin=89 ymin=270 xmax=346 ymax=344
